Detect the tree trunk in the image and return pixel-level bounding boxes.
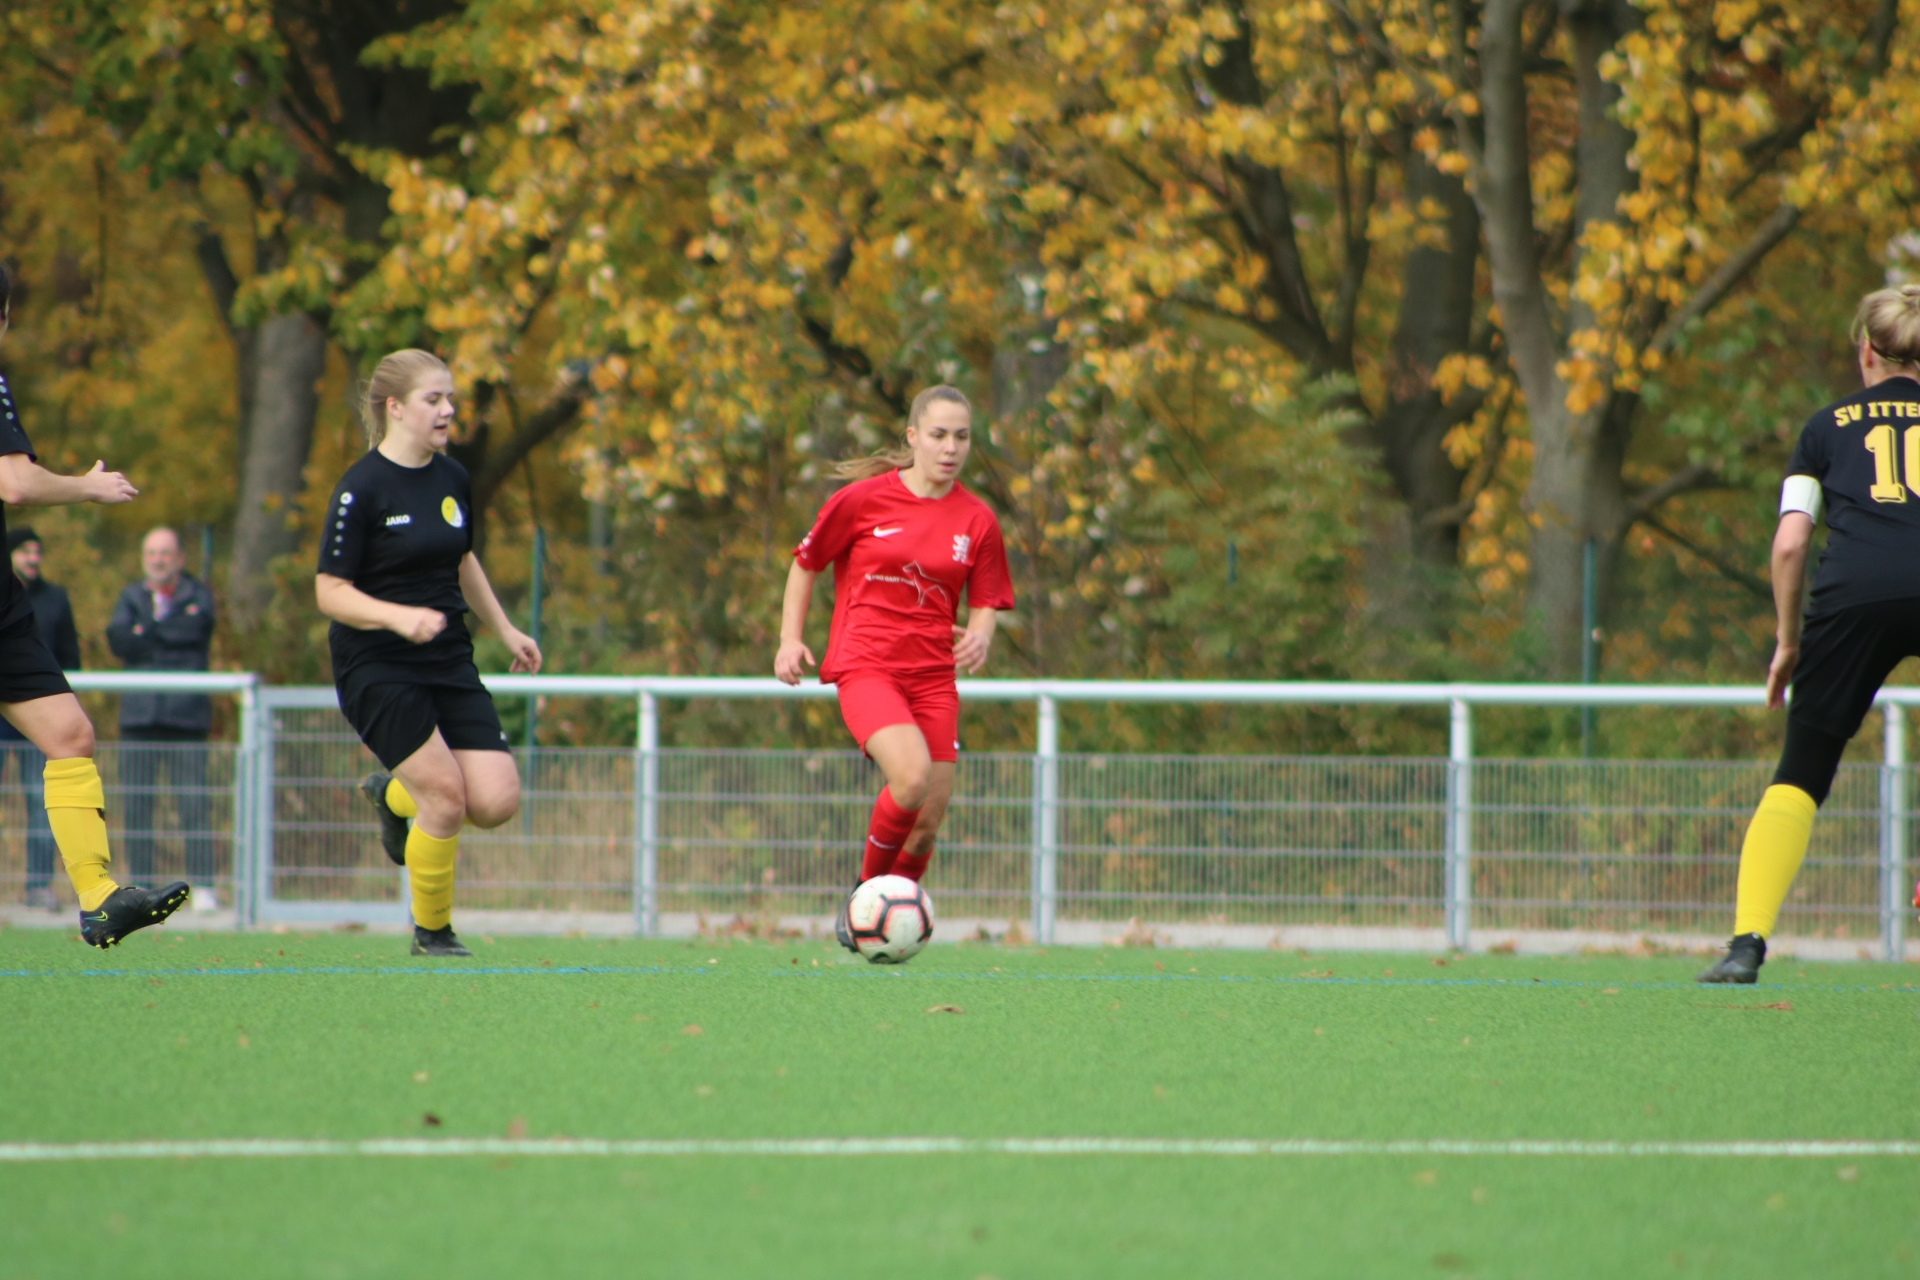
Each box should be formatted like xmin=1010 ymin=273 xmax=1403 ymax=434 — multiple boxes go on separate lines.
xmin=228 ymin=312 xmax=328 ymax=626
xmin=1373 ymin=151 xmax=1480 ymax=568
xmin=1473 ymin=0 xmax=1642 ymax=675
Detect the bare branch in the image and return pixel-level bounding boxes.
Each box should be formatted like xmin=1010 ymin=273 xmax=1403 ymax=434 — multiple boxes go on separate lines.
xmin=1646 ymin=203 xmax=1801 ymax=356
xmin=1618 ymin=460 xmax=1724 ymax=529
xmin=1638 ymin=514 xmax=1771 ymax=600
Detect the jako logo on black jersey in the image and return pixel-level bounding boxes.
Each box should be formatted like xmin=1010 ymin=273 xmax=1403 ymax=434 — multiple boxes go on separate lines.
xmin=385 ymin=514 xmax=412 ymax=527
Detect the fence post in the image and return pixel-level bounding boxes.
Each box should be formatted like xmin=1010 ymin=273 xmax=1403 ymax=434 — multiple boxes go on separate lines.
xmin=1032 ymin=692 xmax=1059 ymax=945
xmin=250 ymin=690 xmax=277 ymax=929
xmin=1882 ymin=704 xmax=1906 ymax=963
xmin=634 ymin=689 xmax=659 ymax=937
xmin=1446 ymin=697 xmax=1473 ymax=951
xmin=233 ymin=681 xmax=257 ymax=930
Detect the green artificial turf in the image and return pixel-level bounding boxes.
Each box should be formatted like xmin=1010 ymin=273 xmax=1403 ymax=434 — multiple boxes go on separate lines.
xmin=1 ymin=927 xmax=1915 ymax=1278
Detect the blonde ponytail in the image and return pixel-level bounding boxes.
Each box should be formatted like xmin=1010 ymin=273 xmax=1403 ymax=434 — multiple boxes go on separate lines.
xmin=1852 ymin=286 xmax=1920 ymax=367
xmin=832 ymin=384 xmax=972 ymax=480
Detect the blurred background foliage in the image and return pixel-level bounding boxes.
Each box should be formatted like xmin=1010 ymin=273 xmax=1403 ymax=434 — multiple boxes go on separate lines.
xmin=1 ymin=0 xmax=1916 ymax=761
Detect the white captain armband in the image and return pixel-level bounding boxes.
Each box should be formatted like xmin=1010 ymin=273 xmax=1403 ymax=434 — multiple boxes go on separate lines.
xmin=1780 ymin=474 xmax=1823 ymax=521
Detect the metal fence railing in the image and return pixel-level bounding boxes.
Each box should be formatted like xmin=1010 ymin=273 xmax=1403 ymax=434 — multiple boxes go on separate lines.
xmin=0 ymin=676 xmax=1910 ymax=959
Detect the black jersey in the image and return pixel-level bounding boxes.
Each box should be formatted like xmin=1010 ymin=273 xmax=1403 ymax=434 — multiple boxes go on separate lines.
xmin=1787 ymin=374 xmax=1920 ymax=615
xmin=0 ymin=374 xmax=40 ymax=632
xmin=318 ymin=450 xmax=482 ymax=686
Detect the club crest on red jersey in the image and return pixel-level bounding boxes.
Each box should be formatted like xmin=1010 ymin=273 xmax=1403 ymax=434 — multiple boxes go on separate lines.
xmin=865 ymin=561 xmax=952 ymax=609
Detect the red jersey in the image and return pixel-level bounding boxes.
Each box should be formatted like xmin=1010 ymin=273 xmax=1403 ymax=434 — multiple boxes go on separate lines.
xmin=794 ymin=470 xmax=1015 ymax=681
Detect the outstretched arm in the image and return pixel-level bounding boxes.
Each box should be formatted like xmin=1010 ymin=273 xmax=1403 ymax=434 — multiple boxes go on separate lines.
xmin=458 ymin=553 xmax=542 ymax=673
xmin=1765 ymin=512 xmax=1815 ymax=710
xmin=0 ymin=455 xmax=137 ymax=507
xmin=774 ymin=561 xmax=818 ymax=684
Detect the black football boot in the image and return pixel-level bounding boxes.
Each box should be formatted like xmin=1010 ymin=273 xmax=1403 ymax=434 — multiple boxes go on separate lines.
xmin=411 ymin=925 xmax=472 ymax=957
xmin=79 ymin=882 xmax=191 ymax=949
xmin=834 ymin=884 xmax=861 ymax=955
xmin=360 ymin=772 xmax=411 ymax=867
xmin=1696 ymin=932 xmax=1766 ymax=984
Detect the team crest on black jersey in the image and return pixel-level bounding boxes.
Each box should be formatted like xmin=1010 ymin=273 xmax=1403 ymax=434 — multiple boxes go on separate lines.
xmin=442 ymin=496 xmax=464 ymax=528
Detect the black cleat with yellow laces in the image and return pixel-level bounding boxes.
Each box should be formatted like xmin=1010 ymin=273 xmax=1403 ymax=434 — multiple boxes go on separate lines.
xmin=79 ymin=882 xmax=191 ymax=949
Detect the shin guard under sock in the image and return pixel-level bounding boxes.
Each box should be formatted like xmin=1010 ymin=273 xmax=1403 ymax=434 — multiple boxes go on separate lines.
xmin=44 ymin=757 xmax=116 ymax=911
xmin=1733 ymin=784 xmax=1818 ymax=939
xmin=385 ymin=777 xmax=419 ymax=820
xmin=405 ymin=826 xmax=460 ymax=931
xmin=861 ymin=788 xmax=921 ymax=881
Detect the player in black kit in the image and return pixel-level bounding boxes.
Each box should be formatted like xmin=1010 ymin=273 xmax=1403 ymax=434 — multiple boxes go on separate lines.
xmin=316 ymin=349 xmax=541 ymax=957
xmin=0 ymin=266 xmax=182 ymax=945
xmin=1701 ymin=285 xmax=1920 ymax=982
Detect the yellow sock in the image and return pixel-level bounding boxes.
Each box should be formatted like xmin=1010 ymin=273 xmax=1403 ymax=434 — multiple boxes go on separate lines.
xmin=1733 ymin=784 xmax=1819 ymax=938
xmin=385 ymin=777 xmax=418 ymax=820
xmin=406 ymin=826 xmax=459 ymax=931
xmin=44 ymin=757 xmax=117 ymax=912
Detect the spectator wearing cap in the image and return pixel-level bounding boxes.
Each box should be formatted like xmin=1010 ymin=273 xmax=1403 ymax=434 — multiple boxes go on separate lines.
xmin=107 ymin=527 xmax=218 ymax=908
xmin=3 ymin=525 xmax=79 ymax=909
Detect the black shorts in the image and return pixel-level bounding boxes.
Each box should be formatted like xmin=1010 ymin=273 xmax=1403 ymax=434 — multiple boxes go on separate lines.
xmin=0 ymin=611 xmax=71 ymax=705
xmin=336 ymin=672 xmax=510 ymax=771
xmin=1787 ymin=597 xmax=1920 ymax=740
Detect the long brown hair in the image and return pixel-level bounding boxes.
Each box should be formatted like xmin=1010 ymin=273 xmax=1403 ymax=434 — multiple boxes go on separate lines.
xmin=833 ymin=385 xmax=972 ymax=480
xmin=355 ymin=349 xmax=450 ymax=449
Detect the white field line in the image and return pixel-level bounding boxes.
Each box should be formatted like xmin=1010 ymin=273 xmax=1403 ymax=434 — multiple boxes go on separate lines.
xmin=0 ymin=1137 xmax=1915 ymax=1163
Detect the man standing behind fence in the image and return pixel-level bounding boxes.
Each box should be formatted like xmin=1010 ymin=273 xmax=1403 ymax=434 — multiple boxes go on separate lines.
xmin=3 ymin=526 xmax=78 ymax=908
xmin=107 ymin=527 xmax=218 ymax=910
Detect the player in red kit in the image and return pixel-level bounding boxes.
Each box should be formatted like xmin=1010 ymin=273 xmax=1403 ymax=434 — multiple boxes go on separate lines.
xmin=774 ymin=385 xmax=1015 ymax=952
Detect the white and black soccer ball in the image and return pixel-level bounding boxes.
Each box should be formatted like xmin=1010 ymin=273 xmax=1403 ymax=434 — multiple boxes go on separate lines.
xmin=847 ymin=874 xmax=934 ymax=964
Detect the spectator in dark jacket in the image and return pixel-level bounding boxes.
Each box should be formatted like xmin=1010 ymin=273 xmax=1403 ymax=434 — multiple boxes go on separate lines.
xmin=107 ymin=527 xmax=218 ymax=907
xmin=4 ymin=526 xmax=78 ymax=909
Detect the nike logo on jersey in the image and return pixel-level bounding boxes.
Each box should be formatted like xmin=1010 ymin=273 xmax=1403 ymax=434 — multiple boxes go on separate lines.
xmin=385 ymin=514 xmax=412 ymax=527
xmin=873 ymin=526 xmax=904 ymax=538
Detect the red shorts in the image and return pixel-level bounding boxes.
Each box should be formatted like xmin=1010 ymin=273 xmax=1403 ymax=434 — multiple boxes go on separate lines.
xmin=834 ymin=668 xmax=960 ymax=762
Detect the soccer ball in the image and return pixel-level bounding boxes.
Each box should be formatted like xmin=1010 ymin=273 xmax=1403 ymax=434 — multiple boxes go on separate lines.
xmin=847 ymin=875 xmax=935 ymax=964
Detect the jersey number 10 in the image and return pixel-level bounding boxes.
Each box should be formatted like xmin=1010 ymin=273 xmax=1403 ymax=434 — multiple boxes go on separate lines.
xmin=1864 ymin=423 xmax=1920 ymax=503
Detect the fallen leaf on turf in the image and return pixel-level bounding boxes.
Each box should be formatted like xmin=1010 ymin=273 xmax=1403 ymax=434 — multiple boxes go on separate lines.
xmin=1470 ymin=1187 xmax=1489 ymax=1205
xmin=1413 ymin=1169 xmax=1437 ymax=1186
xmin=1601 ymin=988 xmax=1621 ymax=995
xmin=1837 ymin=1165 xmax=1860 ymax=1182
xmin=925 ymin=1005 xmax=964 ymax=1014
xmin=1764 ymin=1001 xmax=1794 ymax=1011
xmin=682 ymin=1024 xmax=703 ymax=1036
xmin=1431 ymin=957 xmax=1449 ymax=967
xmin=236 ymin=1034 xmax=249 ymax=1048
xmin=507 ymin=1118 xmax=528 ymax=1139
xmin=423 ymin=1113 xmax=442 ymax=1127
xmin=413 ymin=1070 xmax=429 ymax=1084
xmin=1432 ymin=1252 xmax=1467 ymax=1269
xmin=1153 ymin=960 xmax=1166 ymax=971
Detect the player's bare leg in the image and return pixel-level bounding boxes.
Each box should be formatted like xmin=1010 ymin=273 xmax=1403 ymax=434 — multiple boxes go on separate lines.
xmin=2 ymin=692 xmax=187 ymax=946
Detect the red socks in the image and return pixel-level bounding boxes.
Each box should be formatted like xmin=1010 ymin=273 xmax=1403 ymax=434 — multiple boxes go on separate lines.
xmin=861 ymin=787 xmax=920 ymax=881
xmin=892 ymin=849 xmax=932 ymax=882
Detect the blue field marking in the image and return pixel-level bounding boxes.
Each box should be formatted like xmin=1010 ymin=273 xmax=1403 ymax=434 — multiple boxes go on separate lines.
xmin=0 ymin=962 xmax=1913 ymax=995
xmin=0 ymin=964 xmax=714 ymax=979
